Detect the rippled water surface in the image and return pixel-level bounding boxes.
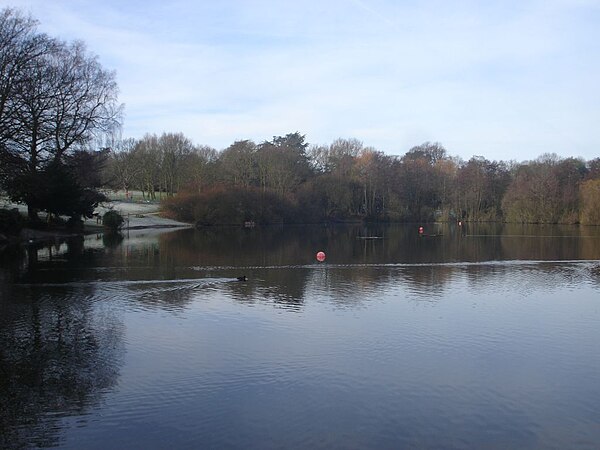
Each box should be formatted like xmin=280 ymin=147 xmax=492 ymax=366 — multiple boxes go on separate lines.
xmin=1 ymin=223 xmax=600 ymax=449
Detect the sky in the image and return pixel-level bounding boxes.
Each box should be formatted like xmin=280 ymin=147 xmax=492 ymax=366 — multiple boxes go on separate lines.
xmin=6 ymin=0 xmax=600 ymax=161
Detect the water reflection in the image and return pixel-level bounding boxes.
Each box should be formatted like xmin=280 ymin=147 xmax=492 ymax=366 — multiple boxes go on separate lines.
xmin=1 ymin=224 xmax=600 ymax=448
xmin=0 ymin=284 xmax=124 ymax=449
xmin=3 ymin=223 xmax=600 ymax=312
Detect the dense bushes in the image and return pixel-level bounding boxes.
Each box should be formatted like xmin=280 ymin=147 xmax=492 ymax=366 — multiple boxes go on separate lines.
xmin=102 ymin=210 xmax=124 ymax=230
xmin=162 ymin=186 xmax=305 ymax=225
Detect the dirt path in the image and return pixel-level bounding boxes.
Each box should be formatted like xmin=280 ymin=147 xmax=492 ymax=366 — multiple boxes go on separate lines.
xmin=86 ymin=201 xmax=191 ymax=229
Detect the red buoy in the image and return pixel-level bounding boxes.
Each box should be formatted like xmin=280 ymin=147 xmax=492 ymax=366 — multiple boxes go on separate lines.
xmin=418 ymin=226 xmax=424 ymax=235
xmin=316 ymin=251 xmax=326 ymax=262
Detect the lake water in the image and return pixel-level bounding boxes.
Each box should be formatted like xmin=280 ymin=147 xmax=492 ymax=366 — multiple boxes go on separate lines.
xmin=1 ymin=223 xmax=600 ymax=449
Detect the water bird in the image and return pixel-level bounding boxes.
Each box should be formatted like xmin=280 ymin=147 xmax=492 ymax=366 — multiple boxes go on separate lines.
xmin=236 ymin=275 xmax=248 ymax=281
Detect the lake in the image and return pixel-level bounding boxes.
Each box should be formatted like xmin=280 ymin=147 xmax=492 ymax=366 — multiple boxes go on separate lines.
xmin=1 ymin=223 xmax=600 ymax=449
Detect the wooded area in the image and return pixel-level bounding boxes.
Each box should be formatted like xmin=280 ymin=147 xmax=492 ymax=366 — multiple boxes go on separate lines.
xmin=105 ymin=132 xmax=600 ymax=225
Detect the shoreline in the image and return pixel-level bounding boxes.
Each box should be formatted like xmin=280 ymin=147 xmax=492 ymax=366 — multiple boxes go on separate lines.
xmin=1 ymin=200 xmax=192 ymax=246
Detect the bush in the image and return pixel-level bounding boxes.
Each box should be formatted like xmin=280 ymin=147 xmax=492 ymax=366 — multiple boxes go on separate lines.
xmin=162 ymin=186 xmax=300 ymax=225
xmin=102 ymin=210 xmax=124 ymax=230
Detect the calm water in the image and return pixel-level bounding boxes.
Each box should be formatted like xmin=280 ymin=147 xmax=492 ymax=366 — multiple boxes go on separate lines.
xmin=1 ymin=223 xmax=600 ymax=449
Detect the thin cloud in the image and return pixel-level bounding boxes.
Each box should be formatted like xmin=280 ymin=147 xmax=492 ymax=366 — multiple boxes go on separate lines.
xmin=6 ymin=0 xmax=600 ymax=161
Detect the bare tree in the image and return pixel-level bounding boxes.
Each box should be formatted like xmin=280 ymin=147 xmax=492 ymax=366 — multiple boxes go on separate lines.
xmin=0 ymin=9 xmax=43 ymax=143
xmin=219 ymin=140 xmax=258 ymax=187
xmin=108 ymin=138 xmax=139 ymax=194
xmin=158 ymin=132 xmax=195 ymax=196
xmin=132 ymin=134 xmax=160 ymax=200
xmin=0 ymin=7 xmax=121 ymax=219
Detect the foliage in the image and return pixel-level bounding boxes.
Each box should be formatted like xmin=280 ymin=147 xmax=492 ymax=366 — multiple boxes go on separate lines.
xmin=102 ymin=210 xmax=124 ymax=230
xmin=4 ymin=160 xmax=107 ymax=221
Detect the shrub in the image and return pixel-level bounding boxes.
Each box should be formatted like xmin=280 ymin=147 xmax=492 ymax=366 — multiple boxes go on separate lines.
xmin=102 ymin=210 xmax=124 ymax=230
xmin=162 ymin=186 xmax=300 ymax=225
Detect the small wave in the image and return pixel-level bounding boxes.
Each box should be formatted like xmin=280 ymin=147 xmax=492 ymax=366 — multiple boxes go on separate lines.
xmin=190 ymin=260 xmax=600 ymax=271
xmin=15 ymin=277 xmax=239 ymax=289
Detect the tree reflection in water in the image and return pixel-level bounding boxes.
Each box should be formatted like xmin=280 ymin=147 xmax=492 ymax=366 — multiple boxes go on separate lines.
xmin=0 ymin=240 xmax=124 ymax=449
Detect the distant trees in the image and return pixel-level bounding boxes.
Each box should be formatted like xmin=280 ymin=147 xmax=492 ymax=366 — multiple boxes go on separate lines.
xmin=0 ymin=8 xmax=121 ymax=222
xmin=455 ymin=157 xmax=510 ymax=221
xmin=103 ymin=123 xmax=599 ymax=226
xmin=256 ymin=132 xmax=312 ymax=195
xmin=219 ymin=140 xmax=257 ymax=187
xmin=106 ymin=138 xmax=138 ymax=194
xmin=149 ymin=133 xmax=599 ymax=225
xmin=580 ymin=179 xmax=600 ymax=225
xmin=97 ymin=120 xmax=600 ymax=226
xmin=502 ymin=154 xmax=585 ymax=223
xmin=579 ymin=159 xmax=600 ymax=225
xmin=107 ymin=132 xmax=217 ymax=200
xmin=393 ymin=143 xmax=449 ymax=220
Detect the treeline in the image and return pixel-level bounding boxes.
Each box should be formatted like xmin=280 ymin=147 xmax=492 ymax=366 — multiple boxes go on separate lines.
xmin=105 ymin=132 xmax=600 ymax=225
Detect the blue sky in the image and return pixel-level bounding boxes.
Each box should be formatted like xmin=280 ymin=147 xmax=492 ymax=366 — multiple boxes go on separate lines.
xmin=7 ymin=0 xmax=600 ymax=161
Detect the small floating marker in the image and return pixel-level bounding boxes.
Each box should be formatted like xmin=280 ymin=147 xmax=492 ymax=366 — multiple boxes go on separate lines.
xmin=458 ymin=221 xmax=462 ymax=227
xmin=316 ymin=251 xmax=326 ymax=262
xmin=418 ymin=226 xmax=424 ymax=235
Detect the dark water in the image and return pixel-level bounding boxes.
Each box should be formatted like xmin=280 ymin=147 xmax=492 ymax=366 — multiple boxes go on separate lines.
xmin=1 ymin=223 xmax=600 ymax=449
